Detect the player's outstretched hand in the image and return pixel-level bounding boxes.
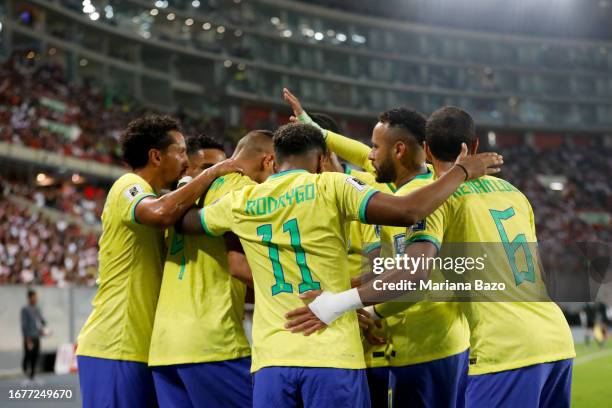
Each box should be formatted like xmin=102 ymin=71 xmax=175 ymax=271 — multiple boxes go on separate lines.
xmin=282 ymin=88 xmax=305 ymax=118
xmin=357 ymin=309 xmax=386 ymax=346
xmin=454 ymin=143 xmax=503 ymax=180
xmin=285 ymin=290 xmax=327 ymax=336
xmin=208 ymin=158 xmax=245 ymax=179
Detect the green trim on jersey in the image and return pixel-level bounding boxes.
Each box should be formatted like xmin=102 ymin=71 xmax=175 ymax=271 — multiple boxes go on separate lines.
xmin=359 ymin=190 xmax=379 ymax=224
xmin=130 ymin=193 xmax=156 ymax=224
xmin=268 ymin=169 xmax=309 ymax=180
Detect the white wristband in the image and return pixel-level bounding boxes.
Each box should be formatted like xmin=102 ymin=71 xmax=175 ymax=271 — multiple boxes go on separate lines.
xmin=297 ymin=112 xmax=328 ymax=139
xmin=363 ymin=305 xmax=382 ymax=322
xmin=308 ymin=288 xmax=364 ymax=325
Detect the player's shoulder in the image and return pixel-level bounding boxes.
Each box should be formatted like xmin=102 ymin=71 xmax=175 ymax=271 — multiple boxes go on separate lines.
xmin=109 ymin=173 xmax=154 ymax=200
xmin=210 ymin=172 xmax=255 ymax=193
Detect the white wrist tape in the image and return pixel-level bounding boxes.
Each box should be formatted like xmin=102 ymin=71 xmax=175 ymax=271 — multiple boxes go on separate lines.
xmin=308 ymin=288 xmax=364 ymax=325
xmin=177 ymin=176 xmax=193 ymax=188
xmin=297 ymin=112 xmax=328 ymax=139
xmin=363 ymin=305 xmax=382 ymax=322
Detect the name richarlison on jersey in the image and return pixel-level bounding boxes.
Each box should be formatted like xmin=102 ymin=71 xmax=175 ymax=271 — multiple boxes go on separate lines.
xmin=245 ymin=184 xmax=315 ymax=216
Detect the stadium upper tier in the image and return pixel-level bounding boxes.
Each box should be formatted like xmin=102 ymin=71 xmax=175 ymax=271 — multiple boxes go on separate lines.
xmin=2 ymin=0 xmax=611 ymax=131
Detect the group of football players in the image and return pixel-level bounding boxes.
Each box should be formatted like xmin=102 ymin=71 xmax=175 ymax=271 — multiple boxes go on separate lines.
xmin=75 ymin=88 xmax=574 ymax=408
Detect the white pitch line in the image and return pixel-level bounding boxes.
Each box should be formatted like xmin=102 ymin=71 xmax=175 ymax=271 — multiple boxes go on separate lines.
xmin=574 ymin=347 xmax=612 ymax=366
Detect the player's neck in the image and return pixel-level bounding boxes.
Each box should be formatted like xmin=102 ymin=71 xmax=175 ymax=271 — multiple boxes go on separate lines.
xmin=133 ymin=167 xmax=164 ymax=194
xmin=393 ymin=162 xmax=428 ymax=188
xmin=276 ymin=160 xmax=316 ymax=174
xmin=432 ymin=160 xmax=454 ymax=178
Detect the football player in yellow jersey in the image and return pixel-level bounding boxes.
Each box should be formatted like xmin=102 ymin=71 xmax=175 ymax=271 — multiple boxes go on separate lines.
xmin=149 ymin=131 xmax=275 ymax=408
xmin=286 ymin=90 xmax=470 ymax=407
xmin=178 ymin=122 xmax=502 ymax=408
xmin=76 ymin=116 xmax=242 ymax=408
xmin=310 ymin=112 xmax=391 ymax=408
xmin=288 ymin=107 xmax=574 ymax=408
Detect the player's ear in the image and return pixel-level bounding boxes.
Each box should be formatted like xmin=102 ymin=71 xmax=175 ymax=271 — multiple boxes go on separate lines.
xmin=423 ymin=142 xmax=434 ymax=162
xmin=394 ymin=141 xmax=406 ymax=160
xmin=148 ymin=148 xmax=162 ymax=167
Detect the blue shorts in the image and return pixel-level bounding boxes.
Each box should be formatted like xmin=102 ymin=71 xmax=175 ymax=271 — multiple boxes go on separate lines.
xmin=366 ymin=367 xmax=390 ymax=408
xmin=389 ymin=349 xmax=469 ymax=408
xmin=466 ymin=359 xmax=573 ymax=408
xmin=253 ymin=366 xmax=371 ymax=408
xmin=152 ymin=357 xmax=252 ymax=408
xmin=77 ymin=355 xmax=156 ymax=408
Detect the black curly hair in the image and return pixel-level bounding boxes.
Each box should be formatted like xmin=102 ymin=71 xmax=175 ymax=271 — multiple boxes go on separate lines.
xmin=121 ymin=115 xmax=182 ymax=169
xmin=186 ymin=134 xmax=224 ymax=155
xmin=378 ymin=107 xmax=426 ymax=144
xmin=426 ymin=106 xmax=476 ymax=162
xmin=273 ymin=123 xmax=327 ymax=163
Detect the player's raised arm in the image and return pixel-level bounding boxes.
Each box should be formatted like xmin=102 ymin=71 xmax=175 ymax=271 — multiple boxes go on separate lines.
xmin=134 ymin=159 xmax=243 ymax=228
xmin=283 ymin=88 xmax=374 ymax=173
xmin=364 ymin=143 xmax=502 ymax=227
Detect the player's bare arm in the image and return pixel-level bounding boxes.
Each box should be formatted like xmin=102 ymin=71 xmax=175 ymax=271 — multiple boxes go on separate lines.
xmin=135 ymin=159 xmax=243 ymax=228
xmin=364 ymin=143 xmax=502 ymax=228
xmin=285 ymin=241 xmax=436 ymax=335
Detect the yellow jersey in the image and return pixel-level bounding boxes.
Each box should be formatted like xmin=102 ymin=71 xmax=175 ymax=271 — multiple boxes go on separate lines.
xmin=343 ymin=167 xmax=392 ymax=369
xmin=375 ymin=167 xmax=471 ymax=367
xmin=200 ymin=170 xmax=379 ymax=372
xmin=148 ymin=173 xmax=253 ymax=366
xmin=77 ymin=173 xmax=163 ymax=362
xmin=406 ymin=175 xmax=575 ymax=375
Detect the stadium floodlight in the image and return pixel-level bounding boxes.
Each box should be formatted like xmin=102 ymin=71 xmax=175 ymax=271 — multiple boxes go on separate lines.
xmin=89 ymin=11 xmax=99 ymax=20
xmin=216 ymin=26 xmax=226 ymax=33
xmin=550 ymin=181 xmax=564 ymax=191
xmin=105 ymin=5 xmax=114 ymax=19
xmin=202 ymin=22 xmax=212 ymax=30
xmin=26 ymin=51 xmax=36 ymax=59
xmin=192 ymin=0 xmax=201 ymax=7
xmin=336 ymin=33 xmax=347 ymax=42
xmin=0 ymin=22 xmax=3 ymax=33
xmin=167 ymin=13 xmax=175 ymax=21
xmin=223 ymin=59 xmax=233 ymax=68
xmin=314 ymin=32 xmax=324 ymax=41
xmin=48 ymin=47 xmax=56 ymax=55
xmin=281 ymin=29 xmax=292 ymax=38
xmin=150 ymin=8 xmax=159 ymax=16
xmin=234 ymin=29 xmax=243 ymax=37
xmin=488 ymin=131 xmax=497 ymax=146
xmin=79 ymin=58 xmax=88 ymax=66
xmin=270 ymin=17 xmax=280 ymax=25
xmin=185 ymin=18 xmax=194 ymax=26
xmin=83 ymin=4 xmax=95 ymax=14
xmin=326 ymin=30 xmax=335 ymax=37
xmin=351 ymin=34 xmax=366 ymax=44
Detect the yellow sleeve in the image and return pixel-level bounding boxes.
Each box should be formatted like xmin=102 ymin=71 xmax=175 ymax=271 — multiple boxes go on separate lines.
xmin=360 ymin=223 xmax=380 ymax=254
xmin=199 ymin=192 xmax=234 ymax=237
xmin=119 ymin=181 xmax=157 ymax=224
xmin=326 ymin=131 xmax=376 ymax=175
xmin=328 ymin=173 xmax=379 ymax=224
xmin=405 ymin=202 xmax=449 ymax=251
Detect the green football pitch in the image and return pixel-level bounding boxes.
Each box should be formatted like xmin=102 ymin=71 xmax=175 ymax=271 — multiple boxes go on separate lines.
xmin=572 ymin=341 xmax=612 ymax=407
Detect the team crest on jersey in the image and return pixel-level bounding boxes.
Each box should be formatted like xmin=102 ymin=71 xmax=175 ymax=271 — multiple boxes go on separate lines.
xmin=346 ymin=176 xmax=367 ymax=192
xmin=410 ymin=219 xmax=426 ymax=232
xmin=124 ymin=184 xmax=144 ymax=201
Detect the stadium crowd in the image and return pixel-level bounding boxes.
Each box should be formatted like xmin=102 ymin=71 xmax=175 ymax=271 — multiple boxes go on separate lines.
xmin=0 ymin=56 xmax=238 ymax=165
xmin=0 ymin=56 xmax=610 ymax=287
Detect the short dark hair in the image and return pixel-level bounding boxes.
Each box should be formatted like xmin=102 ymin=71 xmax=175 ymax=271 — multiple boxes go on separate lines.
xmin=273 ymin=123 xmax=327 ymax=162
xmin=121 ymin=115 xmax=182 ymax=169
xmin=27 ymin=289 xmax=36 ymax=299
xmin=378 ymin=107 xmax=426 ymax=144
xmin=310 ymin=112 xmax=342 ymax=134
xmin=186 ymin=134 xmax=224 ymax=155
xmin=426 ymin=106 xmax=477 ymax=162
